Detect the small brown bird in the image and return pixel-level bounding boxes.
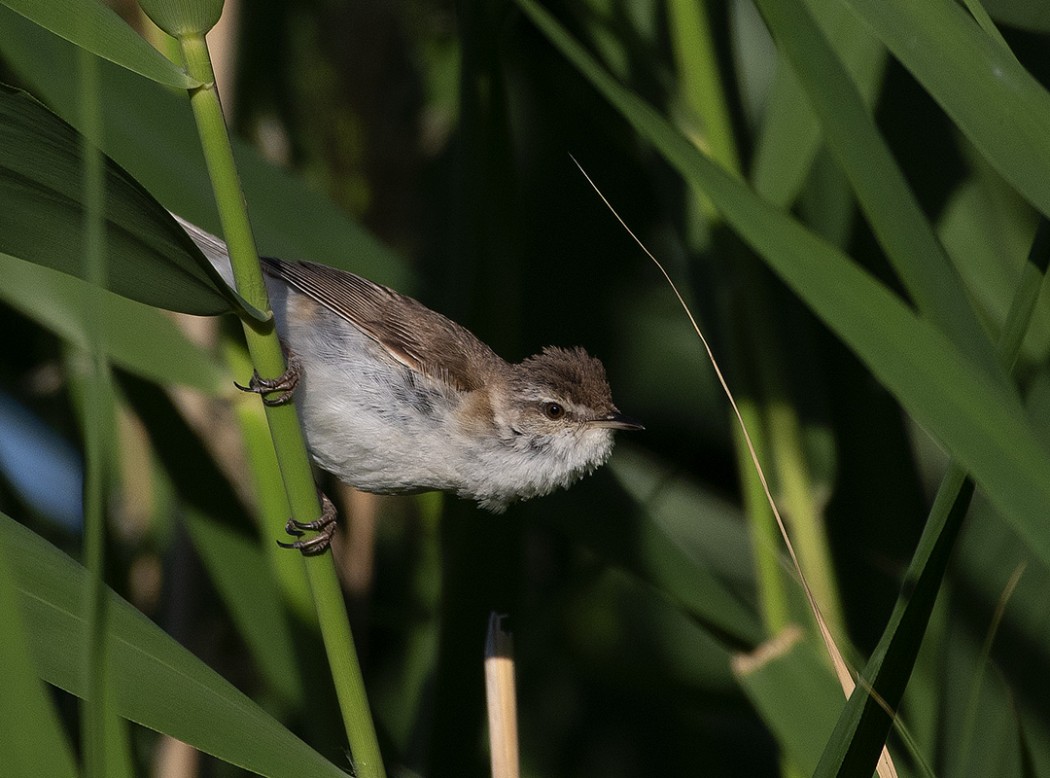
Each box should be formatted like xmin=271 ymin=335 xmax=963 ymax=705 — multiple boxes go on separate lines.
xmin=179 ymin=217 xmax=642 ymax=552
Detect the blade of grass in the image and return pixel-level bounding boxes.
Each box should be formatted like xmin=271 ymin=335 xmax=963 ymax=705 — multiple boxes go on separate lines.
xmin=0 ymin=511 xmax=349 ymax=777
xmin=753 ymin=0 xmax=1000 ymax=377
xmin=958 ymin=0 xmax=1012 ymax=51
xmin=609 ymin=447 xmax=754 ymax=591
xmin=841 ymin=0 xmax=1050 ymax=220
xmin=605 ymin=447 xmax=767 ymax=645
xmin=0 ymin=86 xmax=239 ymax=316
xmin=751 ymin=0 xmax=885 ymax=208
xmin=0 ymin=0 xmax=198 ymax=89
xmin=0 ymin=530 xmax=78 ymax=778
xmin=813 ymin=221 xmax=1050 ymax=776
xmin=555 ymin=497 xmax=764 ymax=647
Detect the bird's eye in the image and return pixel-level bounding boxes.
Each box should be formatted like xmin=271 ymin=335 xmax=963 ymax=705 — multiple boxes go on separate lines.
xmin=543 ymin=402 xmax=566 ymax=420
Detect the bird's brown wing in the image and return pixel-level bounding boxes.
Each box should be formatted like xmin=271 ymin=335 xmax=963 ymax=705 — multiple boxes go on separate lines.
xmin=263 ymin=257 xmax=500 ymax=391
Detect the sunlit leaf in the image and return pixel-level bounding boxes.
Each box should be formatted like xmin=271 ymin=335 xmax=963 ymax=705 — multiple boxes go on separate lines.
xmin=0 ymin=0 xmax=198 ymax=88
xmin=0 ymin=512 xmax=348 ymax=778
xmin=138 ymin=0 xmax=223 ymax=37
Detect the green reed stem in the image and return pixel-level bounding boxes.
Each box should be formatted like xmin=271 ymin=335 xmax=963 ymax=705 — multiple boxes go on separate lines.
xmin=177 ymin=32 xmax=385 ymax=778
xmin=77 ymin=42 xmax=115 ymax=778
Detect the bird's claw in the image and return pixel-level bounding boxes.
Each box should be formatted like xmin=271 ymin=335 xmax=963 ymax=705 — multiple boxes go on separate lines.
xmin=236 ymin=353 xmax=301 ymax=407
xmin=277 ymin=491 xmax=337 ymax=556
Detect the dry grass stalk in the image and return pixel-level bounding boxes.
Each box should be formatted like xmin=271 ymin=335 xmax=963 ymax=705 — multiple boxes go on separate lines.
xmin=485 ymin=612 xmax=519 ymax=778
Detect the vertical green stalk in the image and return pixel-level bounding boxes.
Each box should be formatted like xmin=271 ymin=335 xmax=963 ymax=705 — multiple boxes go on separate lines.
xmin=224 ymin=342 xmax=316 ymax=623
xmin=666 ymin=0 xmax=840 ymax=642
xmin=765 ymin=399 xmax=843 ymax=632
xmin=77 ymin=39 xmax=134 ymax=778
xmin=666 ymin=0 xmax=739 ymax=175
xmin=751 ymin=305 xmax=845 ymax=638
xmin=175 ymin=30 xmax=385 ymax=778
xmin=733 ymin=408 xmax=791 ymax=632
xmin=77 ymin=44 xmax=112 ymax=778
xmin=667 ymin=0 xmax=737 ymax=244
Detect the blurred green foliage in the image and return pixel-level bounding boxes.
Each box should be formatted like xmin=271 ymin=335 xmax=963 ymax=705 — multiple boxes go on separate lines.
xmin=2 ymin=0 xmax=1050 ymax=776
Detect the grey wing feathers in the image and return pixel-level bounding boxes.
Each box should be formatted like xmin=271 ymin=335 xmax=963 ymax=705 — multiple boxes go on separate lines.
xmin=261 ymin=257 xmax=497 ymax=391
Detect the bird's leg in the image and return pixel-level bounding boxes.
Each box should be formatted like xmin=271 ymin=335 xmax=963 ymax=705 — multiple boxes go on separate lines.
xmin=236 ymin=352 xmax=301 ymax=407
xmin=277 ymin=490 xmax=338 ymax=556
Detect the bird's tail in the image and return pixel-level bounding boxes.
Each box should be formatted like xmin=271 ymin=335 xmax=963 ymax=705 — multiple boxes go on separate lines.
xmin=172 ymin=213 xmax=235 ymax=287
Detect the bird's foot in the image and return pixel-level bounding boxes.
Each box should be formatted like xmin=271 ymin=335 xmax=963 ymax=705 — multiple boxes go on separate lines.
xmin=235 ymin=353 xmax=301 ymax=407
xmin=277 ymin=491 xmax=337 ymax=556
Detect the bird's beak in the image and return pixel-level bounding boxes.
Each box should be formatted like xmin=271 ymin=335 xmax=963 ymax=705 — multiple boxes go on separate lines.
xmin=589 ymin=412 xmax=645 ymax=431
